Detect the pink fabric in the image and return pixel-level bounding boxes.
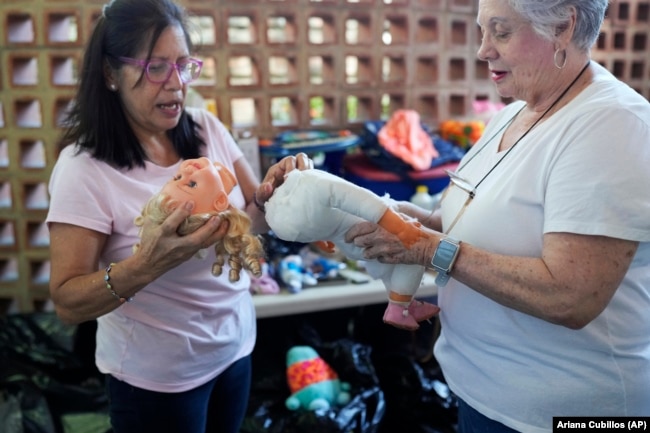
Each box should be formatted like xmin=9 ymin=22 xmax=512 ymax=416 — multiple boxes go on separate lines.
xmin=377 ymin=110 xmax=438 ymax=171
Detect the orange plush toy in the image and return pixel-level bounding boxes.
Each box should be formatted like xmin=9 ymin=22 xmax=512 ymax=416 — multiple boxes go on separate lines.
xmin=377 ymin=109 xmax=439 ymax=171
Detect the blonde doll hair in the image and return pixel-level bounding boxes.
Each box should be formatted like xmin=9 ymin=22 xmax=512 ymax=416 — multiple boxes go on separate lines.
xmin=134 ymin=193 xmax=263 ymax=282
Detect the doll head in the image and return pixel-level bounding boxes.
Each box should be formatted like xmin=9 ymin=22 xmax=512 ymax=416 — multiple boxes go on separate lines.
xmin=133 ymin=158 xmax=263 ymax=282
xmin=160 ymin=157 xmax=237 ymax=214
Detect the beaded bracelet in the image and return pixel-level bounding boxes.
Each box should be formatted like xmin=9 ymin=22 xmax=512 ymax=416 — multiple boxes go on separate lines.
xmin=104 ymin=263 xmax=134 ymax=303
xmin=253 ymin=192 xmax=266 ymax=213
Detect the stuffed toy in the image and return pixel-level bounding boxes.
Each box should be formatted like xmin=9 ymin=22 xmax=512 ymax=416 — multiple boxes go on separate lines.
xmin=299 ymin=246 xmax=346 ymax=280
xmin=249 ymin=260 xmax=280 ymax=295
xmin=264 ymin=168 xmax=440 ymax=331
xmin=378 ymin=109 xmax=438 ymax=171
xmin=285 ymin=345 xmax=351 ymax=411
xmin=278 ymin=254 xmax=318 ymax=293
xmin=134 ymin=157 xmax=263 ymax=282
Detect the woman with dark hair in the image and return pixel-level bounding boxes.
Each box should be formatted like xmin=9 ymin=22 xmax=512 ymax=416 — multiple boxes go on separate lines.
xmin=46 ymin=0 xmax=312 ymax=432
xmin=346 ymin=0 xmax=650 ymax=431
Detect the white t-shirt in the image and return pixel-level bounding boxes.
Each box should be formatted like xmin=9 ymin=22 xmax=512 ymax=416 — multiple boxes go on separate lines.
xmin=46 ymin=107 xmax=256 ymax=393
xmin=434 ymin=63 xmax=650 ymax=432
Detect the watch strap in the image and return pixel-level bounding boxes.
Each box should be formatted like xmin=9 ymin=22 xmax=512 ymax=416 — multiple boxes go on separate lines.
xmin=434 ymin=271 xmax=452 ymax=286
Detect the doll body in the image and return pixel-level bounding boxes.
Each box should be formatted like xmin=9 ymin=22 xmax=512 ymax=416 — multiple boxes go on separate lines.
xmin=265 ymin=169 xmax=439 ymax=330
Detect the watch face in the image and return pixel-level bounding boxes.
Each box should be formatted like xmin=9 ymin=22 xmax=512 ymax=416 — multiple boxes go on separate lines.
xmin=435 ymin=243 xmax=454 ymax=264
xmin=432 ymin=239 xmax=459 ymax=271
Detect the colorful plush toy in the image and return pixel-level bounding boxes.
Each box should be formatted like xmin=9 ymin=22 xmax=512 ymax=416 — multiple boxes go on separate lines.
xmin=285 ymin=345 xmax=351 ymax=411
xmin=264 ymin=168 xmax=440 ymax=331
xmin=299 ymin=247 xmax=346 ymax=280
xmin=278 ymin=254 xmax=318 ymax=293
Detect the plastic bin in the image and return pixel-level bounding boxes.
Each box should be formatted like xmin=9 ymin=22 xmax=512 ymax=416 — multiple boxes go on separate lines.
xmin=343 ymin=153 xmax=457 ymax=201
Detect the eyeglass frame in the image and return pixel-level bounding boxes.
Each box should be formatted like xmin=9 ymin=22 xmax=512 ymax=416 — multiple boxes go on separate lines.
xmin=118 ymin=56 xmax=203 ymax=84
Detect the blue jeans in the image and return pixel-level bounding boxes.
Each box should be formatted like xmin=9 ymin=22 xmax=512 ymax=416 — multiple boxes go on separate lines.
xmin=106 ymin=354 xmax=252 ymax=433
xmin=457 ymin=397 xmax=521 ymax=433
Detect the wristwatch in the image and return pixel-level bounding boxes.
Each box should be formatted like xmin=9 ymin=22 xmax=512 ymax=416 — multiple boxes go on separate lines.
xmin=431 ymin=237 xmax=461 ymax=287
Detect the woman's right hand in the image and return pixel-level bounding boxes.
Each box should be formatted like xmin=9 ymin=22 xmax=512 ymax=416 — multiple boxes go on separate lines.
xmin=134 ymin=200 xmax=229 ymax=277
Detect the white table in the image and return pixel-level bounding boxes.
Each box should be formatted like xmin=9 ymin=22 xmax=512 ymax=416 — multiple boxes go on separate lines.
xmin=253 ymin=272 xmax=438 ymax=319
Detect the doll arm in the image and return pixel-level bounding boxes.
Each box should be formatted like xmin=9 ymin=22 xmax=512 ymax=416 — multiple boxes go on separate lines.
xmin=376 ymin=209 xmax=423 ymax=248
xmin=316 ymin=170 xmax=424 ymax=248
xmin=265 ymin=169 xmax=424 ymax=248
xmin=314 ymin=240 xmax=336 ymax=254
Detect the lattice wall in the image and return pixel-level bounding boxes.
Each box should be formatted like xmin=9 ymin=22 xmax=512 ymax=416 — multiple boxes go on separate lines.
xmin=0 ymin=0 xmax=648 ymax=313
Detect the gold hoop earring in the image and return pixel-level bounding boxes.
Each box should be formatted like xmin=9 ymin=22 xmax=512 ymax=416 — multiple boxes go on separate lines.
xmin=554 ymin=49 xmax=567 ymax=69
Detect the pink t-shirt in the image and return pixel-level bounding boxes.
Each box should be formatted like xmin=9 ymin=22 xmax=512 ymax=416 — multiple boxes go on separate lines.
xmin=46 ymin=108 xmax=256 ymax=392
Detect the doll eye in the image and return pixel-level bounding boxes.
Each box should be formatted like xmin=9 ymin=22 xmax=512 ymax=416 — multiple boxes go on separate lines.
xmin=188 ymin=181 xmax=197 ymax=188
xmin=172 ymin=175 xmax=181 ymax=181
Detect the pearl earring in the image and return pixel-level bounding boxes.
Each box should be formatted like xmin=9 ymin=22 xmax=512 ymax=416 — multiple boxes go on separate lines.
xmin=109 ymin=84 xmax=117 ymax=91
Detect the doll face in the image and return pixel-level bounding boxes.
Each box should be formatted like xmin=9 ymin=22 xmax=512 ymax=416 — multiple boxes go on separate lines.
xmin=161 ymin=157 xmax=235 ymax=214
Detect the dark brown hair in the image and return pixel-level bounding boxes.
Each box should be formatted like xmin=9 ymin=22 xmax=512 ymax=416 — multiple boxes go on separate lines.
xmin=59 ymin=0 xmax=205 ymax=169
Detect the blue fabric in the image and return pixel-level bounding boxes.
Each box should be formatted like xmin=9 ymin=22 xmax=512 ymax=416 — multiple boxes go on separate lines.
xmin=457 ymin=397 xmax=520 ymax=433
xmin=106 ymin=354 xmax=251 ymax=433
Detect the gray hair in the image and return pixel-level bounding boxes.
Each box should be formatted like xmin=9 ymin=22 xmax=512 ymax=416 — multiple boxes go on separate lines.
xmin=508 ymin=0 xmax=609 ymax=51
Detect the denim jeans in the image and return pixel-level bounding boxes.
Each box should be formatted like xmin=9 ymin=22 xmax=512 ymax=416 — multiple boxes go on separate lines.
xmin=457 ymin=397 xmax=521 ymax=433
xmin=106 ymin=354 xmax=252 ymax=433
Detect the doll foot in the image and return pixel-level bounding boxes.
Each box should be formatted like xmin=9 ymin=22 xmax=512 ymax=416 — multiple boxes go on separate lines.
xmin=383 ymin=303 xmax=419 ymax=331
xmin=408 ymin=300 xmax=440 ymax=323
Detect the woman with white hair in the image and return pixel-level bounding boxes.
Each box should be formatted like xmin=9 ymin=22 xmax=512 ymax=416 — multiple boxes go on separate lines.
xmin=346 ymin=0 xmax=650 ymax=431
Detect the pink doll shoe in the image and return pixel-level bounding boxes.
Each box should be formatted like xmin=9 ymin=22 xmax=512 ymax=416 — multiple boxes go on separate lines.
xmin=408 ymin=300 xmax=440 ymax=323
xmin=383 ymin=303 xmax=420 ymax=331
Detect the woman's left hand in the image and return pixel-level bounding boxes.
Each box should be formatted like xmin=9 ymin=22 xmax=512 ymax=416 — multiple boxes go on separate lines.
xmin=255 ymin=152 xmax=314 ymax=204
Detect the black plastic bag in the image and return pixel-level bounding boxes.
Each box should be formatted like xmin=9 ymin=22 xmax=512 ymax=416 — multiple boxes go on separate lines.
xmin=0 ymin=314 xmax=82 ymax=377
xmin=372 ymin=353 xmax=457 ymax=433
xmin=0 ymin=314 xmax=109 ymax=433
xmin=348 ymin=303 xmax=458 ymax=433
xmin=241 ymin=326 xmax=385 ymax=433
xmin=0 ymin=372 xmax=57 ymax=433
xmin=0 ymin=391 xmax=24 ymax=433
